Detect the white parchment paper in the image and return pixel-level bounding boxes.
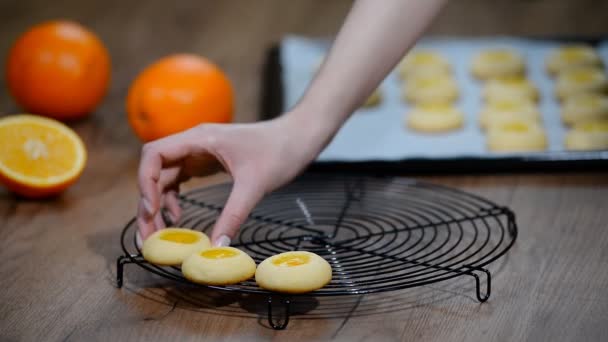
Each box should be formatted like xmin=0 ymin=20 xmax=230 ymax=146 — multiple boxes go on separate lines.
xmin=280 ymin=36 xmax=608 ymax=162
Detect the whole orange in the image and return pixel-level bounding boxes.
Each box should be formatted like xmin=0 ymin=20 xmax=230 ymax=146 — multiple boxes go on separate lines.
xmin=127 ymin=54 xmax=234 ymax=142
xmin=6 ymin=20 xmax=111 ymax=120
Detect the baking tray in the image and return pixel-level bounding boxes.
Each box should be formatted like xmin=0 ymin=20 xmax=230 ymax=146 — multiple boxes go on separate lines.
xmin=260 ymin=36 xmax=608 ymax=173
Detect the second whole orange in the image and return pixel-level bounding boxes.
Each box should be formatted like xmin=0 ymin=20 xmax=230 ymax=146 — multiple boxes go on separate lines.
xmin=126 ymin=54 xmax=234 ymax=142
xmin=6 ymin=20 xmax=111 ymax=120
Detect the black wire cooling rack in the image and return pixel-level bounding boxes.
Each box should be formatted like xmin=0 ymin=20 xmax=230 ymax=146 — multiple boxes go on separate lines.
xmin=117 ymin=174 xmax=517 ymax=329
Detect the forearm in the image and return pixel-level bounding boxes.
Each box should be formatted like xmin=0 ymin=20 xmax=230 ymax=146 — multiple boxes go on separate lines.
xmin=284 ymin=0 xmax=447 ymax=154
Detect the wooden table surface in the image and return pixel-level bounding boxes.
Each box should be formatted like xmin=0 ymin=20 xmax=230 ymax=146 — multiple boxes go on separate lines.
xmin=1 ymin=1 xmax=608 ymax=341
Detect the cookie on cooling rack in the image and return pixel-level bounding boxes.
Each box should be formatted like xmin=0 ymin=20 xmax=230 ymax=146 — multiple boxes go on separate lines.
xmin=554 ymin=67 xmax=608 ymax=100
xmin=561 ymin=93 xmax=608 ymax=125
xmin=478 ymin=98 xmax=541 ymax=130
xmin=471 ymin=49 xmax=526 ymax=80
xmin=142 ymin=228 xmax=211 ymax=266
xmin=397 ymin=50 xmax=452 ymax=80
xmin=255 ymin=251 xmax=332 ymax=294
xmin=564 ymin=120 xmax=608 ymax=151
xmin=482 ymin=77 xmax=539 ymax=103
xmin=181 ymin=247 xmax=257 ymax=285
xmin=546 ymin=45 xmax=603 ymax=76
xmin=486 ymin=118 xmax=547 ymax=152
xmin=402 ymin=75 xmax=459 ymax=104
xmin=405 ymin=103 xmax=464 ymax=133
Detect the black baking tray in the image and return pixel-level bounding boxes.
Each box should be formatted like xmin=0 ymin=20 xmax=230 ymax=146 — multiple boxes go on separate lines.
xmin=260 ymin=44 xmax=608 ymax=173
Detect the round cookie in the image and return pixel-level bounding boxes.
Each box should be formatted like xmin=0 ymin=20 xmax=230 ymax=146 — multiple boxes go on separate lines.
xmin=471 ymin=49 xmax=526 ymax=80
xmin=362 ymin=88 xmax=382 ymax=108
xmin=564 ymin=120 xmax=608 ymax=151
xmin=397 ymin=50 xmax=452 ymax=80
xmin=181 ymin=247 xmax=257 ymax=285
xmin=406 ymin=103 xmax=465 ymax=133
xmin=561 ymin=93 xmax=608 ymax=125
xmin=554 ymin=67 xmax=608 ymax=100
xmin=546 ymin=45 xmax=603 ymax=76
xmin=482 ymin=77 xmax=539 ymax=103
xmin=255 ymin=251 xmax=332 ymax=294
xmin=486 ymin=119 xmax=547 ymax=152
xmin=402 ymin=75 xmax=459 ymax=104
xmin=142 ymin=228 xmax=211 ymax=266
xmin=478 ymin=98 xmax=541 ymax=130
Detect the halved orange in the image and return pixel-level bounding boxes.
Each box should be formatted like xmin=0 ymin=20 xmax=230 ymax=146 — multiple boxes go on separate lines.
xmin=0 ymin=114 xmax=86 ymax=198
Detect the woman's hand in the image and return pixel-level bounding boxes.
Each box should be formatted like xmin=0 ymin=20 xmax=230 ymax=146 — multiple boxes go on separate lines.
xmin=136 ymin=0 xmax=447 ymax=246
xmin=136 ymin=113 xmax=324 ymax=246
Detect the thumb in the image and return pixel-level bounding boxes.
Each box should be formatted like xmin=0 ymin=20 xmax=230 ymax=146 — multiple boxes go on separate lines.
xmin=211 ymin=180 xmax=264 ymax=246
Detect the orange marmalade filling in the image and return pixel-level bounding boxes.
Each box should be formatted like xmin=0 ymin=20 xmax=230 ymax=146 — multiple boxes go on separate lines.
xmin=272 ymin=253 xmax=311 ymax=267
xmin=160 ymin=231 xmax=199 ymax=244
xmin=201 ymin=248 xmax=239 ymax=259
xmin=503 ymin=122 xmax=530 ymax=132
xmin=579 ymin=121 xmax=608 ymax=133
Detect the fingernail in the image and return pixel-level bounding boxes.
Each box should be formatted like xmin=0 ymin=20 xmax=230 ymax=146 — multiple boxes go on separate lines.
xmin=136 ymin=231 xmax=143 ymax=249
xmin=143 ymin=198 xmax=154 ymax=216
xmin=214 ymin=235 xmax=231 ymax=247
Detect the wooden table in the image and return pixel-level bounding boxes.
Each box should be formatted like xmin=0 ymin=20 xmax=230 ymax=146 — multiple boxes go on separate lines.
xmin=1 ymin=1 xmax=607 ymax=341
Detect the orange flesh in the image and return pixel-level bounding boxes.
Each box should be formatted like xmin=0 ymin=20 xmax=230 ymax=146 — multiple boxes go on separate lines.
xmin=0 ymin=121 xmax=78 ymax=179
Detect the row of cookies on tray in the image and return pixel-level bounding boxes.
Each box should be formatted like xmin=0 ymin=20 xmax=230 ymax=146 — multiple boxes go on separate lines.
xmin=398 ymin=45 xmax=608 ymax=151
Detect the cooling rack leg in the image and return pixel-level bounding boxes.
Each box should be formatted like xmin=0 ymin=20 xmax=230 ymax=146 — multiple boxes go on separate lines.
xmin=116 ymin=255 xmax=142 ymax=288
xmin=465 ymin=266 xmax=491 ymax=302
xmin=267 ymin=296 xmax=291 ymax=330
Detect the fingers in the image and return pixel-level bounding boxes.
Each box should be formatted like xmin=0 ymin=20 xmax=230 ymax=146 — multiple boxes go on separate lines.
xmin=211 ymin=180 xmax=264 ymax=246
xmin=164 ymin=189 xmax=182 ymax=224
xmin=138 ymin=132 xmax=197 ymax=218
xmin=137 ymin=198 xmax=156 ymax=240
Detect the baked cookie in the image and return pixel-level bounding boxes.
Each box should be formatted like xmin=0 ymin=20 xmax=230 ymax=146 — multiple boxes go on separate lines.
xmin=402 ymin=75 xmax=459 ymax=104
xmin=406 ymin=103 xmax=465 ymax=133
xmin=482 ymin=77 xmax=539 ymax=103
xmin=561 ymin=93 xmax=608 ymax=125
xmin=142 ymin=228 xmax=211 ymax=266
xmin=564 ymin=120 xmax=608 ymax=150
xmin=362 ymin=88 xmax=382 ymax=107
xmin=486 ymin=118 xmax=547 ymax=152
xmin=471 ymin=49 xmax=526 ymax=80
xmin=554 ymin=67 xmax=608 ymax=100
xmin=255 ymin=251 xmax=332 ymax=294
xmin=397 ymin=50 xmax=452 ymax=80
xmin=546 ymin=45 xmax=603 ymax=76
xmin=181 ymin=247 xmax=257 ymax=285
xmin=478 ymin=98 xmax=541 ymax=129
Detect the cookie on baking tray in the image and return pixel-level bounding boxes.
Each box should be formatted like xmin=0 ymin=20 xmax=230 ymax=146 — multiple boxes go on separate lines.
xmin=402 ymin=75 xmax=459 ymax=104
xmin=478 ymin=98 xmax=541 ymax=130
xmin=486 ymin=118 xmax=547 ymax=152
xmin=406 ymin=103 xmax=465 ymax=133
xmin=471 ymin=49 xmax=526 ymax=80
xmin=561 ymin=93 xmax=608 ymax=125
xmin=546 ymin=45 xmax=603 ymax=76
xmin=554 ymin=67 xmax=608 ymax=100
xmin=482 ymin=77 xmax=539 ymax=103
xmin=564 ymin=120 xmax=608 ymax=151
xmin=397 ymin=50 xmax=452 ymax=80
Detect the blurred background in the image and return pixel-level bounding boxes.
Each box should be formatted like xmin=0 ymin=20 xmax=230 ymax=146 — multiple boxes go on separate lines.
xmin=1 ymin=0 xmax=608 ymax=198
xmin=2 ymin=0 xmax=608 ymax=126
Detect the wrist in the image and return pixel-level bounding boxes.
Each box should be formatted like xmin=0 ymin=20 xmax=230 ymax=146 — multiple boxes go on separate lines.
xmin=275 ymin=104 xmax=343 ymax=163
